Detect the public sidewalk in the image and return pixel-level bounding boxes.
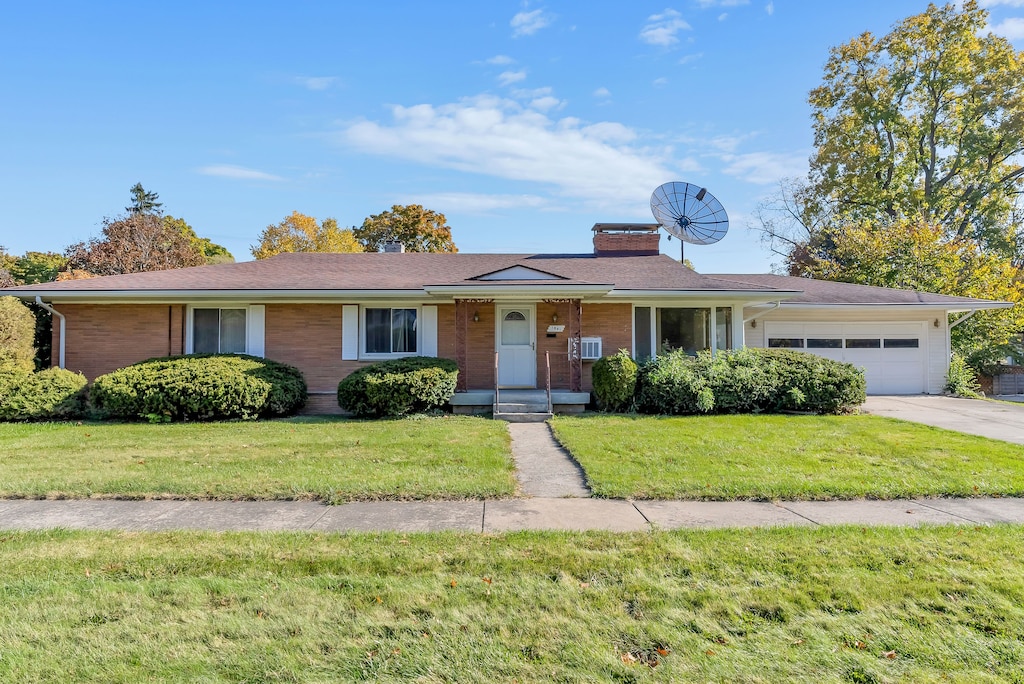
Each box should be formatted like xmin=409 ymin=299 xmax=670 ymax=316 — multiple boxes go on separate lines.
xmin=2 ymin=496 xmax=1024 ymax=533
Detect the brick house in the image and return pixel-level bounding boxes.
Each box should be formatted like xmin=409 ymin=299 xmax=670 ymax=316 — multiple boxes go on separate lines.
xmin=3 ymin=224 xmax=1010 ymax=410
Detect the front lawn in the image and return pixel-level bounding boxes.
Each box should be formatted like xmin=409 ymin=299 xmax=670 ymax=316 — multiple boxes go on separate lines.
xmin=1 ymin=527 xmax=1022 ymax=681
xmin=0 ymin=416 xmax=515 ymax=501
xmin=550 ymin=414 xmax=1024 ymax=500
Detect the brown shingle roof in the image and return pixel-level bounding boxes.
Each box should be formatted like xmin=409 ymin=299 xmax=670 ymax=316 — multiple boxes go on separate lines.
xmin=3 ymin=252 xmax=779 ymax=293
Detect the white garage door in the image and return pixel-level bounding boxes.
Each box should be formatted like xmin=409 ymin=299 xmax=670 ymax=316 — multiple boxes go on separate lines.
xmin=763 ymin=322 xmax=927 ymax=395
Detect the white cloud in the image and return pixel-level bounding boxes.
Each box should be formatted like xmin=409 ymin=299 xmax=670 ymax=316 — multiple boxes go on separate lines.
xmin=484 ymin=55 xmax=515 ymax=65
xmin=719 ymin=151 xmax=808 ymax=185
xmin=337 ymin=95 xmax=683 ymax=208
xmin=679 ymin=52 xmax=704 ymax=65
xmin=653 ymin=77 xmax=669 ymax=87
xmin=530 ymin=96 xmax=563 ymax=111
xmin=593 ymin=87 xmax=611 ymax=98
xmin=990 ymin=17 xmax=1024 ymax=39
xmin=980 ymin=1 xmax=1024 ymax=6
xmin=639 ymin=8 xmax=692 ymax=46
xmin=294 ymin=76 xmax=337 ymax=91
xmin=511 ymin=9 xmax=553 ymax=37
xmin=498 ymin=70 xmax=527 ymax=86
xmin=765 ymin=2 xmax=774 ymax=16
xmin=695 ymin=0 xmax=749 ymax=6
xmin=718 ymin=12 xmax=729 ymax=21
xmin=409 ymin=192 xmax=551 ymax=213
xmin=197 ymin=165 xmax=284 ymax=181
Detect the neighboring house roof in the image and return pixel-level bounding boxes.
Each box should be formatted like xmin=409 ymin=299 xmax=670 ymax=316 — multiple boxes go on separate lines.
xmin=705 ymin=273 xmax=1011 ymax=310
xmin=0 ymin=252 xmax=1010 ymax=310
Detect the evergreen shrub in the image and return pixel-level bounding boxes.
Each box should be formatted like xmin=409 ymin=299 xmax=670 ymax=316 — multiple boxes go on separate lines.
xmin=337 ymin=357 xmax=459 ymax=418
xmin=636 ymin=348 xmax=865 ymax=415
xmin=591 ymin=349 xmax=639 ymax=412
xmin=0 ymin=367 xmax=88 ymax=420
xmin=91 ymin=354 xmax=307 ymax=421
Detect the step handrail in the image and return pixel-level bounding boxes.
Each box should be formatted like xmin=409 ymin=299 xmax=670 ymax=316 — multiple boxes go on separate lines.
xmin=545 ymin=351 xmax=552 ymax=414
xmin=494 ymin=351 xmax=500 ymax=412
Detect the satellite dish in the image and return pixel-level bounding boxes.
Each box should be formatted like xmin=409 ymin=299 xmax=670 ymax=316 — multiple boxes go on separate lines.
xmin=650 ymin=182 xmax=729 ymax=261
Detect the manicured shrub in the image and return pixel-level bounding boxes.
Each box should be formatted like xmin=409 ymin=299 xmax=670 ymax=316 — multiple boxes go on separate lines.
xmin=635 ymin=348 xmax=865 ymax=416
xmin=0 ymin=367 xmax=87 ymax=420
xmin=0 ymin=296 xmax=36 ymax=372
xmin=91 ymin=354 xmax=306 ymax=421
xmin=591 ymin=349 xmax=639 ymax=412
xmin=338 ymin=356 xmax=459 ymax=418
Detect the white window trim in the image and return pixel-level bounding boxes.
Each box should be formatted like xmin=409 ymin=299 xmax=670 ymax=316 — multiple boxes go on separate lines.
xmin=185 ymin=303 xmax=259 ymax=356
xmin=359 ymin=304 xmax=424 ymax=360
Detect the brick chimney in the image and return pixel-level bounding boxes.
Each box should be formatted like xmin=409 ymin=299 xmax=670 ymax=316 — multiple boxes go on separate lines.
xmin=592 ymin=224 xmax=660 ymax=256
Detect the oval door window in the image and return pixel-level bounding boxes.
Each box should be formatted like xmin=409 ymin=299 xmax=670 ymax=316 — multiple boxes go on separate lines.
xmin=501 ymin=310 xmax=530 ymax=345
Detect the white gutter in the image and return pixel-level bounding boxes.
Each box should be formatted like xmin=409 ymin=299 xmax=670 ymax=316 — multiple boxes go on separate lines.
xmin=743 ymin=301 xmax=782 ymax=326
xmin=34 ymin=297 xmax=65 ymax=369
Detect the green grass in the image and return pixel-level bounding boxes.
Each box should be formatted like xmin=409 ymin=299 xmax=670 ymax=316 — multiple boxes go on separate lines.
xmin=1 ymin=526 xmax=1023 ymax=682
xmin=550 ymin=413 xmax=1024 ymax=500
xmin=0 ymin=416 xmax=515 ymax=502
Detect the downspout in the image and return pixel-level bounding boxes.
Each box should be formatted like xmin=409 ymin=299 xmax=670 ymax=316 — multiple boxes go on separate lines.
xmin=948 ymin=310 xmax=977 ymax=330
xmin=35 ymin=296 xmax=65 ymax=369
xmin=743 ymin=301 xmax=782 ymax=327
xmin=946 ymin=310 xmax=977 ymax=363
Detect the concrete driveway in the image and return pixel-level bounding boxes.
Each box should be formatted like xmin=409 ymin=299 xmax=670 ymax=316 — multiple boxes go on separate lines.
xmin=862 ymin=395 xmax=1024 ymax=445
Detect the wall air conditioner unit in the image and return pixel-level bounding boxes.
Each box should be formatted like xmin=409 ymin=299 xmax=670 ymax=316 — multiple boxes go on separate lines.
xmin=580 ymin=337 xmax=602 ymax=360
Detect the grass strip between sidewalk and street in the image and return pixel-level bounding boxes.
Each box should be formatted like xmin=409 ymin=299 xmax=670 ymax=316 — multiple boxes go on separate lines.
xmin=0 ymin=526 xmax=1022 ymax=682
xmin=0 ymin=416 xmax=515 ymax=502
xmin=550 ymin=413 xmax=1024 ymax=500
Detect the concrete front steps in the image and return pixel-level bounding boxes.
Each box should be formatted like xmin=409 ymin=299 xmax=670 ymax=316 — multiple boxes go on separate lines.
xmin=449 ymin=389 xmax=590 ymax=422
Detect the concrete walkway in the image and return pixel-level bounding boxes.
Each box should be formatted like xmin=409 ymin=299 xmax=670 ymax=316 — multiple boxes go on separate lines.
xmin=863 ymin=395 xmax=1024 ymax=445
xmin=507 ymin=423 xmax=590 ymax=498
xmin=2 ymin=497 xmax=1024 ymax=533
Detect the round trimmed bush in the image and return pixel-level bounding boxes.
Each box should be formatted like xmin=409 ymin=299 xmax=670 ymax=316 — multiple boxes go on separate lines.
xmin=91 ymin=354 xmax=307 ymax=421
xmin=0 ymin=367 xmax=87 ymax=421
xmin=338 ymin=356 xmax=459 ymax=418
xmin=591 ymin=349 xmax=639 ymax=412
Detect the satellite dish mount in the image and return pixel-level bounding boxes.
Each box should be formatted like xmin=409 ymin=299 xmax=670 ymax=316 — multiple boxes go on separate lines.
xmin=650 ymin=181 xmax=729 ymax=263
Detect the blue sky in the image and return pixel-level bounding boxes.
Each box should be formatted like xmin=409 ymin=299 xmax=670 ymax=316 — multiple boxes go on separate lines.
xmin=3 ymin=1 xmax=1023 ymax=273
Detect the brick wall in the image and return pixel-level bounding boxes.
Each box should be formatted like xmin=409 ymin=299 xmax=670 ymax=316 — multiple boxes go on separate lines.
xmin=55 ymin=304 xmax=183 ymax=380
xmin=464 ymin=303 xmax=496 ymax=389
xmin=580 ymin=303 xmax=632 ymax=390
xmin=264 ymin=304 xmax=373 ymax=394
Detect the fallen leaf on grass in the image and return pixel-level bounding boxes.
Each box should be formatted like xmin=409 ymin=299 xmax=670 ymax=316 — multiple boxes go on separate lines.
xmin=656 ymin=647 xmax=671 ymax=656
xmin=883 ymin=650 xmax=897 ymax=659
xmin=705 ymin=649 xmax=716 ymax=656
xmin=791 ymin=639 xmax=805 ymax=646
xmin=620 ymin=652 xmax=637 ymax=665
xmin=482 ymin=577 xmax=493 ymax=585
xmin=450 ymin=579 xmax=457 ymax=588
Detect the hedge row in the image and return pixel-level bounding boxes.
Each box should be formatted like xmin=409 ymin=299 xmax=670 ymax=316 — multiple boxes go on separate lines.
xmin=593 ymin=347 xmax=866 ymax=415
xmin=91 ymin=354 xmax=307 ymax=421
xmin=0 ymin=368 xmax=88 ymax=421
xmin=338 ymin=356 xmax=459 ymax=418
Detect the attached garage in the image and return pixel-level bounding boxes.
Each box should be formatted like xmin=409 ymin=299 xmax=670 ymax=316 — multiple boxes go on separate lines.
xmin=762 ymin=322 xmax=928 ymax=394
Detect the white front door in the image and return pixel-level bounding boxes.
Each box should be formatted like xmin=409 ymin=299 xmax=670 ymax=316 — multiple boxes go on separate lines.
xmin=497 ymin=306 xmax=536 ymax=387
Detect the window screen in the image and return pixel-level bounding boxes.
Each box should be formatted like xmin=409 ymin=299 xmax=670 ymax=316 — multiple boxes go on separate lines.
xmin=884 ymin=338 xmax=919 ymax=349
xmin=634 ymin=307 xmax=652 ymax=361
xmin=807 ymin=338 xmax=842 ymax=349
xmin=845 ymin=338 xmax=881 ymax=349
